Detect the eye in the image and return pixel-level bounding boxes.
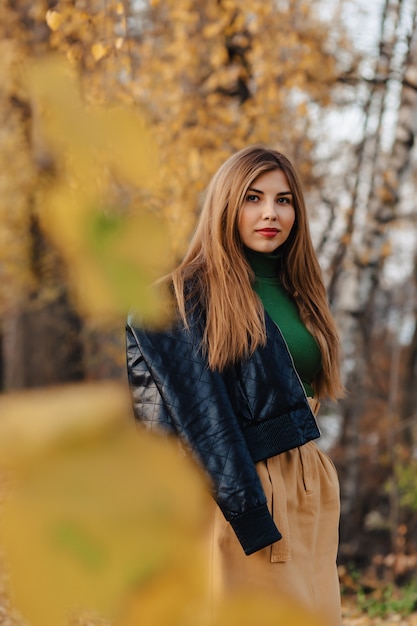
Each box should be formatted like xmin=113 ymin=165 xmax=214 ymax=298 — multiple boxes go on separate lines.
xmin=246 ymin=194 xmax=259 ymax=202
xmin=277 ymin=196 xmax=291 ymax=204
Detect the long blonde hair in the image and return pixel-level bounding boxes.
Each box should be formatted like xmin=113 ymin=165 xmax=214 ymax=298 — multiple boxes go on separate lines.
xmin=170 ymin=145 xmax=343 ymax=400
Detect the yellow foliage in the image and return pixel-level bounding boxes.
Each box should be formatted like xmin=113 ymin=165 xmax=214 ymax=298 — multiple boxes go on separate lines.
xmin=0 ymin=40 xmax=36 ymax=311
xmin=46 ymin=9 xmax=63 ymax=31
xmin=26 ymin=56 xmax=171 ymax=322
xmin=0 ymin=382 xmax=129 ymax=465
xmin=91 ymin=42 xmax=108 ymax=61
xmin=0 ymin=383 xmax=210 ymax=626
xmin=50 ymin=0 xmax=339 ymax=253
xmin=202 ymin=19 xmax=229 ymax=39
xmin=0 ymin=0 xmax=349 ymax=313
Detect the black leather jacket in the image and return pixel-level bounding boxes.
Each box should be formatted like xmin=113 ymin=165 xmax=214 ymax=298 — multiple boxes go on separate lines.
xmin=126 ymin=312 xmax=320 ymax=556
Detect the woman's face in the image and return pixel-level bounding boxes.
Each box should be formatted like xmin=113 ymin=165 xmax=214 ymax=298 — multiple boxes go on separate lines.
xmin=238 ymin=169 xmax=296 ymax=253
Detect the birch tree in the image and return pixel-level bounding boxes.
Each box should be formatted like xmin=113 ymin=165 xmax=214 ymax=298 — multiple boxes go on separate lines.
xmin=329 ymin=0 xmax=417 ymax=558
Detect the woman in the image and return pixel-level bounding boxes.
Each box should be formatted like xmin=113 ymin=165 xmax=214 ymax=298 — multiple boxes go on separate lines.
xmin=126 ymin=145 xmax=344 ymax=624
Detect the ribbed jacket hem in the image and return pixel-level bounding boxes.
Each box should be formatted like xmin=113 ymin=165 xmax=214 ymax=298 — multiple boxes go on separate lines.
xmin=242 ymin=409 xmax=320 ymax=463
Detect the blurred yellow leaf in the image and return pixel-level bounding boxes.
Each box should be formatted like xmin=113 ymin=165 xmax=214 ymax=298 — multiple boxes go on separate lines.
xmin=202 ymin=19 xmax=228 ymax=39
xmin=91 ymin=42 xmax=108 ymax=61
xmin=0 ymin=382 xmax=129 ymax=465
xmin=0 ymin=384 xmax=211 ymax=626
xmin=45 ymin=10 xmax=63 ymax=31
xmin=26 ymin=56 xmax=170 ymax=322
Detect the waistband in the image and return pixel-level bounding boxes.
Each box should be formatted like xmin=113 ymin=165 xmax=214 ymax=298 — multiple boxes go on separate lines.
xmin=242 ymin=404 xmax=321 ymax=464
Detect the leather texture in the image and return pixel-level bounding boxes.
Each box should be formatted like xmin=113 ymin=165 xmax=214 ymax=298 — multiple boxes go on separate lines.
xmin=126 ymin=312 xmax=321 ymax=555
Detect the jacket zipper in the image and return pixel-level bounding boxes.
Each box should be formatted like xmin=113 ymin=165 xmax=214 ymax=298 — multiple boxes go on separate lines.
xmin=269 ymin=317 xmax=321 ymax=435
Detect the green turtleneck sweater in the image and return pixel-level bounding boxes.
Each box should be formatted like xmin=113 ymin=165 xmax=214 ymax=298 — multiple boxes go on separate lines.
xmin=245 ymin=247 xmax=321 ymax=398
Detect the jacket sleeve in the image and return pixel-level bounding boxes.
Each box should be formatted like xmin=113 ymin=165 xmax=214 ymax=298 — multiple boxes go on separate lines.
xmin=126 ymin=324 xmax=176 ymax=435
xmin=126 ymin=320 xmax=281 ymax=556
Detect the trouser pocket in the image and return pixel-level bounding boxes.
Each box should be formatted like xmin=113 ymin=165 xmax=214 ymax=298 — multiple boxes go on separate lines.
xmin=298 ymin=444 xmax=314 ymax=493
xmin=262 ymin=456 xmax=291 ymax=563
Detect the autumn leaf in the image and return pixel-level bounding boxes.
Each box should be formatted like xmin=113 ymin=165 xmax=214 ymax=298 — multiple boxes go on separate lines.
xmin=25 ymin=56 xmax=170 ymax=323
xmin=91 ymin=42 xmax=107 ymax=61
xmin=46 ymin=10 xmax=63 ymax=31
xmin=0 ymin=383 xmax=210 ymax=626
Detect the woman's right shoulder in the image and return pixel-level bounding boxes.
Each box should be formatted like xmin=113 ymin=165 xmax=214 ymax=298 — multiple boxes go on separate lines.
xmin=126 ymin=305 xmax=204 ymax=338
xmin=126 ymin=308 xmax=181 ymax=334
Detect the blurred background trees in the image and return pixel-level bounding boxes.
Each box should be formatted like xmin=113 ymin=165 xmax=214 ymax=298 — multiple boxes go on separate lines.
xmin=2 ymin=0 xmax=417 ymax=622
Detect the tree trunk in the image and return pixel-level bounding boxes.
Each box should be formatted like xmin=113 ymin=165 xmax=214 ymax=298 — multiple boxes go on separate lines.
xmin=1 ymin=218 xmax=84 ymax=390
xmin=332 ymin=0 xmax=417 ymax=558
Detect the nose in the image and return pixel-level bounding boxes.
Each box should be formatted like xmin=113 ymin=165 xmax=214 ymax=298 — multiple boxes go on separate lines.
xmin=262 ymin=199 xmax=277 ymax=220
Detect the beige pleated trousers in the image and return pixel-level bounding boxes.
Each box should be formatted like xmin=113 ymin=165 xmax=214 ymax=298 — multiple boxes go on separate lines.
xmin=211 ymin=440 xmax=342 ymax=626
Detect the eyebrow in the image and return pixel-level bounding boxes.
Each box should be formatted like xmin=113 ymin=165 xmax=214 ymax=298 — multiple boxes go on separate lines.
xmin=247 ymin=187 xmax=293 ymax=196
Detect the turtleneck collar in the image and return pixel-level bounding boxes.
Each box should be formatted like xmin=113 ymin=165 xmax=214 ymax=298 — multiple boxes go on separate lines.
xmin=244 ymin=246 xmax=283 ymax=278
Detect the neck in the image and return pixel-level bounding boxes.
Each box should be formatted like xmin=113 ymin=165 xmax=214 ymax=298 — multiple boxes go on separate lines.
xmin=244 ymin=246 xmax=283 ymax=278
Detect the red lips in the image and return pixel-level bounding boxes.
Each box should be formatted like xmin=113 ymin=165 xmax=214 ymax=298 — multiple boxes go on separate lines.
xmin=256 ymin=228 xmax=279 ymax=238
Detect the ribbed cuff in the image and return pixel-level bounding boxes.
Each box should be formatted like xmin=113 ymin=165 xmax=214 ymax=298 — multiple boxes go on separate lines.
xmin=229 ymin=503 xmax=282 ymax=556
